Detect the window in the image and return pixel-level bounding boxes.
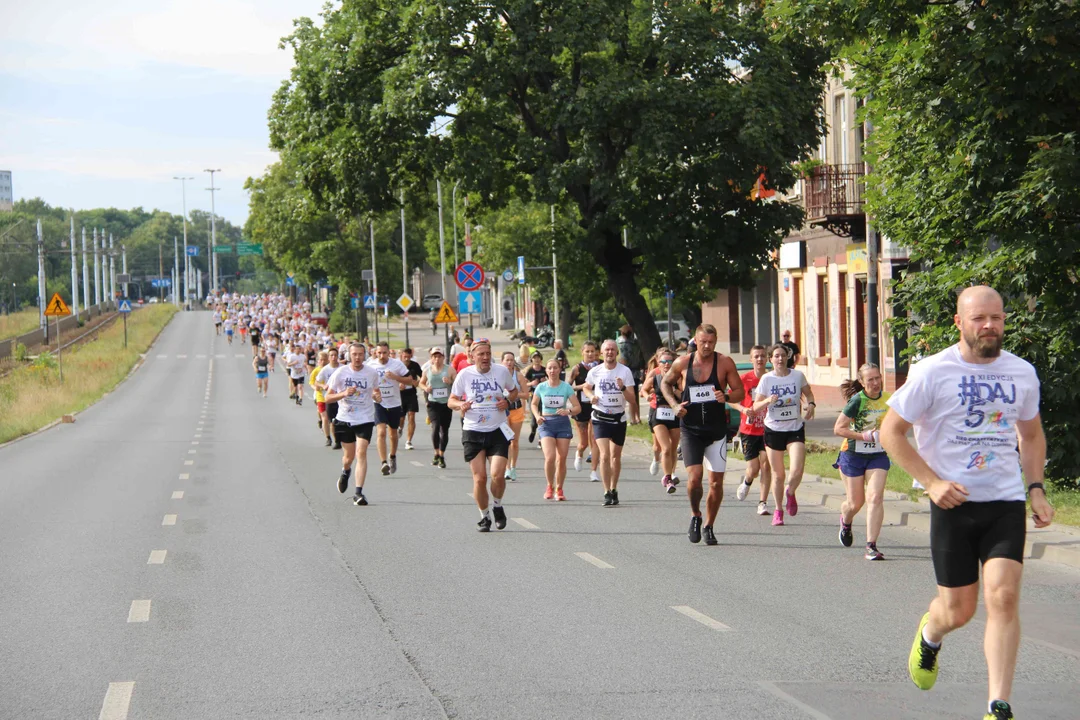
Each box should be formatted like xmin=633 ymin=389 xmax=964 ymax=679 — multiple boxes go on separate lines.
xmin=833 ymin=94 xmax=848 ymax=166
xmin=818 ymin=274 xmax=830 ymax=356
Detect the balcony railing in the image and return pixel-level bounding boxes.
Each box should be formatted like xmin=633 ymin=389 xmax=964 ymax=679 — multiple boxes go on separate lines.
xmin=803 ymin=163 xmax=866 ymax=237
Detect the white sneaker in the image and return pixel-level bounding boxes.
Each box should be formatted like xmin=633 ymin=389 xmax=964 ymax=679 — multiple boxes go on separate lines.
xmin=757 ymin=501 xmax=769 ymax=516
xmin=507 ymin=467 xmax=517 ymax=481
xmin=649 ymin=459 xmax=659 ymax=476
xmin=736 ymin=480 xmax=751 ymax=501
xmin=590 ymin=471 xmax=600 ymax=483
xmin=405 ymin=441 xmax=414 ymax=450
xmin=574 ymin=455 xmax=582 ymax=472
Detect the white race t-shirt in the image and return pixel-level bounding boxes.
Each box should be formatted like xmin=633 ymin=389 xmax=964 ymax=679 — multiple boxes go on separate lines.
xmin=287 ymin=352 xmax=307 ymax=379
xmin=365 ymin=357 xmax=409 ymax=409
xmin=585 ymin=362 xmax=636 ymax=416
xmin=887 ymin=345 xmax=1039 ymax=503
xmin=327 ymin=365 xmax=379 ymax=425
xmin=451 ymin=364 xmax=513 ymax=432
xmin=755 ymin=369 xmax=808 ymax=432
xmin=315 ymin=363 xmax=337 ymax=390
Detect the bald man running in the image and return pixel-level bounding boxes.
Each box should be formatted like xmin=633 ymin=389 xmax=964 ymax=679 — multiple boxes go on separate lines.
xmin=881 ymin=286 xmax=1052 ymax=720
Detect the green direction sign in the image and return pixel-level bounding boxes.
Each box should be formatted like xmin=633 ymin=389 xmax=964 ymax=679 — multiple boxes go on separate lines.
xmin=236 ymin=243 xmax=264 ymax=256
xmin=213 ymin=245 xmax=234 ymax=254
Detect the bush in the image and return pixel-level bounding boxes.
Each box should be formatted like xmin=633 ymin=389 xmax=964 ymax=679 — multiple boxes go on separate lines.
xmin=13 ymin=342 xmax=27 ymax=362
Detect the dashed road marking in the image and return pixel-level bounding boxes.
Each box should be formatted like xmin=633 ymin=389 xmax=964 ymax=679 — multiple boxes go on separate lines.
xmin=98 ymin=681 xmax=135 ymax=720
xmin=575 ymin=552 xmax=614 ymax=569
xmin=156 ymin=354 xmax=167 ymax=359
xmin=162 ymin=514 xmax=177 ymax=526
xmin=410 ymin=461 xmax=425 ymax=467
xmin=184 ymin=460 xmax=193 ymax=466
xmin=671 ymin=605 xmax=731 ymax=632
xmin=147 ymin=550 xmax=167 ymax=565
xmin=757 ymin=682 xmax=833 ymax=720
xmin=187 ymin=449 xmax=196 ymax=455
xmin=176 ymin=354 xmax=187 ymax=359
xmin=512 ymin=518 xmax=539 ymax=530
xmin=191 ymin=441 xmax=199 ymax=445
xmin=178 ymin=473 xmax=189 ymax=480
xmin=171 ymin=491 xmax=184 ymax=499
xmin=127 ymin=600 xmax=152 ymax=623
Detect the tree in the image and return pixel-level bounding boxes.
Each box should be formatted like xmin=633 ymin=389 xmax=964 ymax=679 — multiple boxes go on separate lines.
xmin=269 ymin=0 xmax=828 ymax=355
xmin=772 ymin=0 xmax=1080 ymax=485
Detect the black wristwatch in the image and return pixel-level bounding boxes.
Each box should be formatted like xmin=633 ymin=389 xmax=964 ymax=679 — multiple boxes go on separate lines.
xmin=1027 ymin=482 xmax=1045 ymax=495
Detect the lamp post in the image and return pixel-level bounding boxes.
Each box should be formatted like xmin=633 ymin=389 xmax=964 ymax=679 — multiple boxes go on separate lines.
xmin=205 ymin=169 xmax=221 ymax=294
xmin=174 ymin=176 xmax=194 ymax=309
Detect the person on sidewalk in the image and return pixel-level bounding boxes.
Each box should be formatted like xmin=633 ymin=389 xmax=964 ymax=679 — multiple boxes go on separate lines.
xmin=833 ymin=363 xmax=891 ymax=559
xmin=880 ymin=286 xmax=1052 ymax=720
xmin=732 ymin=345 xmax=772 ymax=515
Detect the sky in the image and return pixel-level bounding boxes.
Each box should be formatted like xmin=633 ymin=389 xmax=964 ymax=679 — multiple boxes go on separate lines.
xmin=0 ymin=0 xmax=328 ymax=227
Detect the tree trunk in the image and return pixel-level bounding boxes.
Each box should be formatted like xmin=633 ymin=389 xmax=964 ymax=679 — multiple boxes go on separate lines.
xmin=589 ymin=227 xmax=661 ymax=358
xmin=559 ymin=301 xmax=575 ymax=348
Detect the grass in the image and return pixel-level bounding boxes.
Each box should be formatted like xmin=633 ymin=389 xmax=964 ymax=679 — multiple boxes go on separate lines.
xmin=0 ymin=308 xmax=44 ymax=341
xmin=0 ymin=305 xmax=179 ymax=444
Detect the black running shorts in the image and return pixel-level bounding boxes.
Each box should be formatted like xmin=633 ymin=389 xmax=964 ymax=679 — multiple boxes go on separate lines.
xmin=648 ymin=407 xmax=680 ymax=432
xmin=375 ymin=404 xmax=403 ymax=427
xmin=462 ymin=429 xmax=509 ymax=462
xmin=399 ymin=390 xmax=420 ymax=414
xmin=930 ymin=500 xmax=1026 ymax=588
xmin=763 ymin=426 xmax=806 ymax=451
xmin=592 ymin=418 xmax=627 ymax=446
xmin=334 ymin=421 xmax=373 ymax=445
xmin=680 ymin=427 xmax=728 ymax=472
xmin=740 ymin=432 xmax=766 ymax=459
xmin=574 ymin=401 xmax=592 ymax=424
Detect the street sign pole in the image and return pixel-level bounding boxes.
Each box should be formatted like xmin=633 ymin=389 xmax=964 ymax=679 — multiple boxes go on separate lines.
xmin=56 ymin=315 xmax=62 ymax=383
xmin=124 ymin=312 xmax=128 ymax=349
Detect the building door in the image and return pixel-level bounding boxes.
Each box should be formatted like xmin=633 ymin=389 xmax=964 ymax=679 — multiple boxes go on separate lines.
xmin=854 ymin=278 xmax=866 ymax=368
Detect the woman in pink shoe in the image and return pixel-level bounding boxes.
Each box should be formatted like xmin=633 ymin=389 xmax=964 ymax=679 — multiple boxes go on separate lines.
xmin=531 ymin=359 xmax=581 ymax=501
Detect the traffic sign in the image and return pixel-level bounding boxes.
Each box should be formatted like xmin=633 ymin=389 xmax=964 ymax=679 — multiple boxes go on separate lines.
xmin=434 ymin=301 xmax=459 ymax=324
xmin=455 ymin=261 xmax=484 ymax=291
xmin=44 ymin=293 xmax=71 ymax=317
xmin=151 ymin=278 xmax=172 ymax=288
xmin=517 ymin=256 xmax=525 ymax=284
xmin=117 ymin=299 xmax=132 ymax=313
xmin=213 ymin=245 xmax=233 ymax=254
xmin=396 ymin=293 xmax=414 ymax=313
xmin=361 ymin=269 xmax=375 ymax=281
xmin=457 ymin=290 xmax=482 ymax=315
xmin=502 ymin=269 xmax=514 ymax=283
xmin=350 ymin=297 xmax=359 ymax=309
xmin=116 ymin=274 xmax=130 ymax=285
xmin=363 ymin=295 xmax=376 ymax=309
xmin=237 ymin=243 xmax=263 ymax=256
xmin=186 ymin=246 xmax=200 ymax=256
xmin=285 ymin=276 xmax=296 ymax=287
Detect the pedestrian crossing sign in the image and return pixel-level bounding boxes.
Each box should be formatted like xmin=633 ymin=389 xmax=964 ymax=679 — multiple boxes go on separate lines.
xmin=118 ymin=299 xmax=132 ymax=313
xmin=44 ymin=293 xmax=71 ymax=317
xmin=434 ymin=301 xmax=459 ymax=324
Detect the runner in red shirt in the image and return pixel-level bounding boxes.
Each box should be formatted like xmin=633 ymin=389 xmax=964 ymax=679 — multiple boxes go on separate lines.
xmin=733 ymin=345 xmax=774 ymax=515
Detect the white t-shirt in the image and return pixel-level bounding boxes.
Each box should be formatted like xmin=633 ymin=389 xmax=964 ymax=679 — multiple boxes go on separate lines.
xmin=451 ymin=364 xmax=513 ymax=432
xmin=315 ymin=363 xmax=337 ymax=390
xmin=327 ymin=365 xmax=379 ymax=425
xmin=287 ymin=352 xmax=307 ymax=379
xmin=887 ymin=345 xmax=1039 ymax=503
xmin=585 ymin=362 xmax=636 ymax=416
xmin=755 ymin=369 xmax=808 ymax=432
xmin=365 ymin=357 xmax=409 ymax=409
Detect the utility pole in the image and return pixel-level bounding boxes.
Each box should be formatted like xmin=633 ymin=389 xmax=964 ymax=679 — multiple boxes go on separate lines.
xmin=205 ymin=215 xmax=212 ymax=299
xmin=36 ymin=219 xmax=46 ymax=333
xmin=109 ymin=234 xmax=116 ymax=306
xmin=438 ymin=180 xmax=451 ymax=356
xmin=175 ymin=176 xmax=194 ymax=309
xmin=452 ymin=181 xmax=460 ymax=269
xmin=551 ymin=205 xmax=560 ymax=344
xmin=93 ymin=228 xmax=101 ymax=306
xmin=464 ymin=196 xmax=473 ymax=336
xmin=81 ymin=227 xmax=89 ymax=313
xmin=122 ymin=245 xmax=128 ymax=298
xmin=173 ymin=235 xmax=180 ymax=307
xmin=370 ymin=221 xmax=379 ymax=345
xmin=400 ymin=188 xmax=409 ymax=348
xmin=205 ymin=169 xmax=221 ymax=294
xmin=70 ymin=216 xmax=78 ymax=319
xmin=159 ymin=242 xmax=164 ymax=302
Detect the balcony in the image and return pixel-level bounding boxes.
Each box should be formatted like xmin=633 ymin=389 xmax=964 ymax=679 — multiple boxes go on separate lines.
xmin=803 ymin=163 xmax=866 ymax=238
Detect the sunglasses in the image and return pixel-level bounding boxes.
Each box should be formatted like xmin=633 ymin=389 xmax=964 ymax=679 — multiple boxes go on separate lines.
xmin=660 ymin=359 xmax=673 ymax=364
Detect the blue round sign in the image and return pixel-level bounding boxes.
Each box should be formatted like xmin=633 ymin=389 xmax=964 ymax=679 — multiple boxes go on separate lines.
xmin=502 ymin=269 xmax=514 ymax=283
xmin=455 ymin=261 xmax=485 ymax=291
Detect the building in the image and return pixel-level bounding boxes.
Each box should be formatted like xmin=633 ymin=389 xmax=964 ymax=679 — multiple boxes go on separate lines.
xmin=701 ymin=73 xmax=911 ymax=406
xmin=0 ymin=171 xmax=12 ymax=211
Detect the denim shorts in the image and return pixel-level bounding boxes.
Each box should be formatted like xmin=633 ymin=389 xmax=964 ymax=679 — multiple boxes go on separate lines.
xmin=538 ymin=414 xmax=573 ymax=440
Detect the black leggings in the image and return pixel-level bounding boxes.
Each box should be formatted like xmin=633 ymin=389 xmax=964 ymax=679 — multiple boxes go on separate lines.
xmin=427 ymin=403 xmax=452 ymax=453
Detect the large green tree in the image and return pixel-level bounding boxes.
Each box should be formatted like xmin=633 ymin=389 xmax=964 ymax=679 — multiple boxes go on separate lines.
xmin=773 ymin=0 xmax=1080 ymax=484
xmin=269 ymin=0 xmax=828 ymax=354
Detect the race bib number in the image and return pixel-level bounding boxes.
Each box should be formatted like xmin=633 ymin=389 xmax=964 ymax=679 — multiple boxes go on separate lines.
xmin=688 ymin=385 xmax=716 ymax=404
xmin=655 ymin=406 xmax=676 ymax=421
xmin=431 ymin=388 xmax=448 ymax=400
xmin=499 ymin=422 xmax=516 ymax=441
xmin=544 ymin=394 xmax=566 ymax=409
xmin=768 ymin=404 xmax=798 ymax=421
xmin=854 ymin=440 xmax=880 ymax=454
xmin=579 ymin=390 xmax=589 ymax=404
xmin=379 ymin=382 xmax=394 ymax=393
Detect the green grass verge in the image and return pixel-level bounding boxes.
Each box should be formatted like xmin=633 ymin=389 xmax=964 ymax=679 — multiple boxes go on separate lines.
xmin=0 ymin=308 xmax=44 ymax=342
xmin=0 ymin=305 xmax=179 ymax=444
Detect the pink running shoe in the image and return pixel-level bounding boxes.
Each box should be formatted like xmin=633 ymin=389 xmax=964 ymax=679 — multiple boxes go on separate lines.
xmin=555 ymin=488 xmax=566 ymax=501
xmin=543 ymin=485 xmax=554 ymax=500
xmin=785 ymin=491 xmax=799 ymax=517
xmin=772 ymin=510 xmax=785 ymax=526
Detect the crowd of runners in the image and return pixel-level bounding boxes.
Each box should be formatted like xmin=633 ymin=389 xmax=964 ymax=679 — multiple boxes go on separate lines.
xmin=211 ymin=285 xmax=1050 ymax=720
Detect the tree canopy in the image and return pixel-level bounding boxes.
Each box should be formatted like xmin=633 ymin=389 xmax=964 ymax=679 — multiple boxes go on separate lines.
xmin=267 ymin=0 xmax=828 ymax=354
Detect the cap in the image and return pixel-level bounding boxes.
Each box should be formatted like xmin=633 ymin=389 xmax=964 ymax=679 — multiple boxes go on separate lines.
xmin=430 ymin=347 xmax=444 ymax=355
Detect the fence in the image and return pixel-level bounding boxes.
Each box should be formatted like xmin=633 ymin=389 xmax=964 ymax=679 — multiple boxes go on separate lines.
xmin=0 ymin=302 xmax=115 ymax=358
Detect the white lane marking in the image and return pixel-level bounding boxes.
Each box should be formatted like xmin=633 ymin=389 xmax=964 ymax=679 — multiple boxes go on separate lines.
xmin=575 ymin=552 xmax=614 ymax=569
xmin=757 ymin=681 xmax=834 ymax=720
xmin=671 ymin=605 xmax=731 ymax=632
xmin=184 ymin=460 xmax=193 ymax=466
xmin=178 ymin=473 xmax=189 ymax=480
xmin=196 ymin=354 xmax=207 ymax=359
xmin=98 ymin=681 xmax=135 ymax=720
xmin=193 ymin=434 xmax=201 ymax=438
xmin=176 ymin=354 xmax=187 ymax=359
xmin=171 ymin=491 xmax=184 ymax=499
xmin=147 ymin=550 xmax=167 ymax=564
xmin=187 ymin=450 xmax=196 ymax=455
xmin=512 ymin=518 xmax=539 ymax=530
xmin=156 ymin=354 xmax=167 ymax=359
xmin=162 ymin=514 xmax=177 ymax=526
xmin=410 ymin=461 xmax=424 ymax=467
xmin=464 ymin=492 xmax=474 ymax=498
xmin=191 ymin=441 xmax=199 ymax=446
xmin=127 ymin=600 xmax=152 ymax=623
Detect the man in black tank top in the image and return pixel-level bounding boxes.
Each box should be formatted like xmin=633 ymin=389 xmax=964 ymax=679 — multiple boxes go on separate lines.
xmin=661 ymin=324 xmax=744 ymax=546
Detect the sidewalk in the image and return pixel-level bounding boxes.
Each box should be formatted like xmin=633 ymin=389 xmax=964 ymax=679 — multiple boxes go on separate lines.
xmin=620 ymin=436 xmax=1080 ymax=570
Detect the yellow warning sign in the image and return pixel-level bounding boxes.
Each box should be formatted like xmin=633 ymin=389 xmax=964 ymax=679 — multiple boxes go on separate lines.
xmin=44 ymin=293 xmax=71 ymax=317
xmin=434 ymin=301 xmax=459 ymax=324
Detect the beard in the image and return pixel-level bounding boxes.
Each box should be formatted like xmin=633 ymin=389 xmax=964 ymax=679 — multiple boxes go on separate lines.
xmin=966 ymin=330 xmax=1003 ymax=358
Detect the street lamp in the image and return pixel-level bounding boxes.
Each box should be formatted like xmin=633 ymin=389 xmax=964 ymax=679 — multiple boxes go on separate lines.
xmin=174 ymin=176 xmax=194 ymax=309
xmin=205 ymin=168 xmax=221 ymax=294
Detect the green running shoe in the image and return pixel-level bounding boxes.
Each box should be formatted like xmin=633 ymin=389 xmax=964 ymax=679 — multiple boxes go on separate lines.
xmin=908 ymin=612 xmax=941 ymax=690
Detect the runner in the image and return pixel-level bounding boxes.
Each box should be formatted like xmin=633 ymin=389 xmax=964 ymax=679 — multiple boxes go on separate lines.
xmin=501 ymin=351 xmax=529 ymax=481
xmin=249 ymin=320 xmax=261 ymax=357
xmin=532 ymin=358 xmax=580 ymax=501
xmin=642 ymin=347 xmax=681 ymax=494
xmin=570 ymin=341 xmax=601 ymax=482
xmin=752 ymin=344 xmax=815 ymax=526
xmin=309 ymin=350 xmax=330 ymax=446
xmin=366 ymin=341 xmax=415 ymax=476
xmin=418 ymin=347 xmax=455 ymax=468
xmin=833 ymin=363 xmax=892 ymax=559
xmin=880 ymin=287 xmax=1050 ymax=720
xmin=584 ymin=339 xmax=640 ymax=507
xmin=324 ymin=342 xmax=382 ymax=506
xmin=448 ymin=339 xmax=516 ymax=532
xmin=224 ymin=315 xmax=234 ymax=344
xmin=251 ymin=347 xmax=270 ymax=398
xmin=733 ymin=345 xmax=773 ymax=516
xmin=214 ymin=310 xmax=223 ymax=335
xmin=316 ymin=347 xmax=342 ymax=449
xmin=397 ymin=348 xmax=423 ymax=451
xmin=238 ymin=318 xmax=248 ymax=345
xmin=287 ymin=343 xmax=308 ymax=405
xmin=661 ymin=324 xmax=744 ymax=544
xmin=524 ymin=351 xmax=547 ymax=445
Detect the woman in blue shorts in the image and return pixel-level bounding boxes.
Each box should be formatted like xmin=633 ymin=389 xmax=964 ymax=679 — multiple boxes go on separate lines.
xmin=531 ymin=359 xmax=581 ymax=502
xmin=832 ymin=363 xmax=891 ymax=560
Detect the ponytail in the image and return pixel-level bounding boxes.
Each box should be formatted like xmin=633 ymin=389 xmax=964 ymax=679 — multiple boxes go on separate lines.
xmin=840 ymin=378 xmax=864 ymax=401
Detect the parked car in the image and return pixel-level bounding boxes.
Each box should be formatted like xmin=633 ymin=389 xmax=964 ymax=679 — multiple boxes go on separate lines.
xmin=654 ymin=318 xmax=690 ymax=345
xmin=422 ymin=294 xmax=443 ymax=311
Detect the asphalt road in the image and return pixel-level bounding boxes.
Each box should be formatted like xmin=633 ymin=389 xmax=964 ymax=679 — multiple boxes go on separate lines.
xmin=2 ymin=311 xmax=1078 ymax=719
